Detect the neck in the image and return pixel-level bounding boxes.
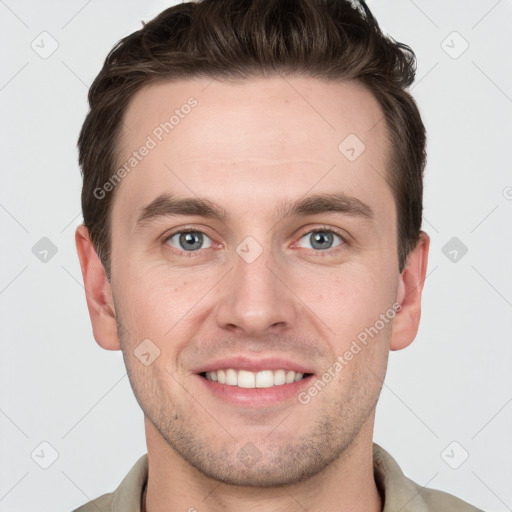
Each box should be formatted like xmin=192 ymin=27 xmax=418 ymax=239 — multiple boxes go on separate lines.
xmin=143 ymin=416 xmax=382 ymax=512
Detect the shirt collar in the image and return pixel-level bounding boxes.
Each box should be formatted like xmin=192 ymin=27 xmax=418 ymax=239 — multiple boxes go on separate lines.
xmin=373 ymin=442 xmax=430 ymax=512
xmin=111 ymin=453 xmax=148 ymax=512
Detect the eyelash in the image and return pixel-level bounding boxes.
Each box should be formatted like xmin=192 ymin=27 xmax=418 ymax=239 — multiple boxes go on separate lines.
xmin=162 ymin=225 xmax=348 ymax=258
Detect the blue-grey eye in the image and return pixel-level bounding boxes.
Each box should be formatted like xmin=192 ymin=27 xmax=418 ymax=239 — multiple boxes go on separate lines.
xmin=297 ymin=230 xmax=343 ymax=251
xmin=166 ymin=231 xmax=212 ymax=252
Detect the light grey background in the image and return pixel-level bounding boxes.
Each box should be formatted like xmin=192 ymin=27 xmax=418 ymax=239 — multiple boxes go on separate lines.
xmin=0 ymin=1 xmax=511 ymax=511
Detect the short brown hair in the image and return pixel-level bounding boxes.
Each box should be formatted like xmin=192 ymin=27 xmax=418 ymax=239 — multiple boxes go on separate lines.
xmin=78 ymin=0 xmax=426 ymax=280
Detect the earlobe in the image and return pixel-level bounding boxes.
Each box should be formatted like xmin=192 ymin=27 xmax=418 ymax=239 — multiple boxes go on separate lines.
xmin=75 ymin=224 xmax=121 ymax=351
xmin=390 ymin=231 xmax=430 ymax=351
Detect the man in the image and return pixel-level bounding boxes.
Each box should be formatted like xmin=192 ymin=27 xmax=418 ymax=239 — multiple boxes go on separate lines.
xmin=73 ymin=0 xmax=482 ymax=510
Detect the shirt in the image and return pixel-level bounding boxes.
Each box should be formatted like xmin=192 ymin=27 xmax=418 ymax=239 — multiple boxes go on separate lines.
xmin=72 ymin=443 xmax=483 ymax=511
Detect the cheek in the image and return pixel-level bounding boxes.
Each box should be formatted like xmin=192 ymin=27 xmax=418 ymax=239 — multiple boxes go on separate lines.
xmin=297 ymin=265 xmax=396 ymax=375
xmin=312 ymin=267 xmax=392 ymax=326
xmin=113 ymin=261 xmax=213 ymax=341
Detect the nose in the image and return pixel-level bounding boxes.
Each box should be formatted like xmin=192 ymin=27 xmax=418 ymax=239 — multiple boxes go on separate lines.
xmin=214 ymin=242 xmax=300 ymax=337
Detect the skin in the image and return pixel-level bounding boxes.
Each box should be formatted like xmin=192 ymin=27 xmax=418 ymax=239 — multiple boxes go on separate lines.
xmin=75 ymin=75 xmax=429 ymax=512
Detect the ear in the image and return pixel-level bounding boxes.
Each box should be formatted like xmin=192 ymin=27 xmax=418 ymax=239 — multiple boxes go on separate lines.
xmin=75 ymin=224 xmax=121 ymax=351
xmin=390 ymin=231 xmax=430 ymax=351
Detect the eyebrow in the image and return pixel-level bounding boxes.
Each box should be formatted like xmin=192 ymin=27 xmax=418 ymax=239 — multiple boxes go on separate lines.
xmin=135 ymin=191 xmax=374 ymax=229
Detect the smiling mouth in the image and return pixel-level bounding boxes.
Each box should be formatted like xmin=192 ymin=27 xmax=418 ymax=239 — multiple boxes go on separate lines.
xmin=199 ymin=369 xmax=313 ymax=389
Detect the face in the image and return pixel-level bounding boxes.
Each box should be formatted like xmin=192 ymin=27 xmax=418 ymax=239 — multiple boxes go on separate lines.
xmin=106 ymin=75 xmax=404 ymax=486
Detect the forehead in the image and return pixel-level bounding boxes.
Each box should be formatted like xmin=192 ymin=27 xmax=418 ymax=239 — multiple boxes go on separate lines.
xmin=111 ymin=75 xmax=394 ymax=230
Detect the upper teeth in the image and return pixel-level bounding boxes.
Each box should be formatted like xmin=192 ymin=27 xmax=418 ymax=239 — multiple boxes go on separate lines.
xmin=205 ymin=369 xmax=305 ymax=388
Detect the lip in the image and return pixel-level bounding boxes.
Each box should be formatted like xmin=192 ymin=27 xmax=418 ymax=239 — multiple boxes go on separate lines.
xmin=195 ymin=373 xmax=314 ymax=407
xmin=193 ymin=356 xmax=315 ymax=374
